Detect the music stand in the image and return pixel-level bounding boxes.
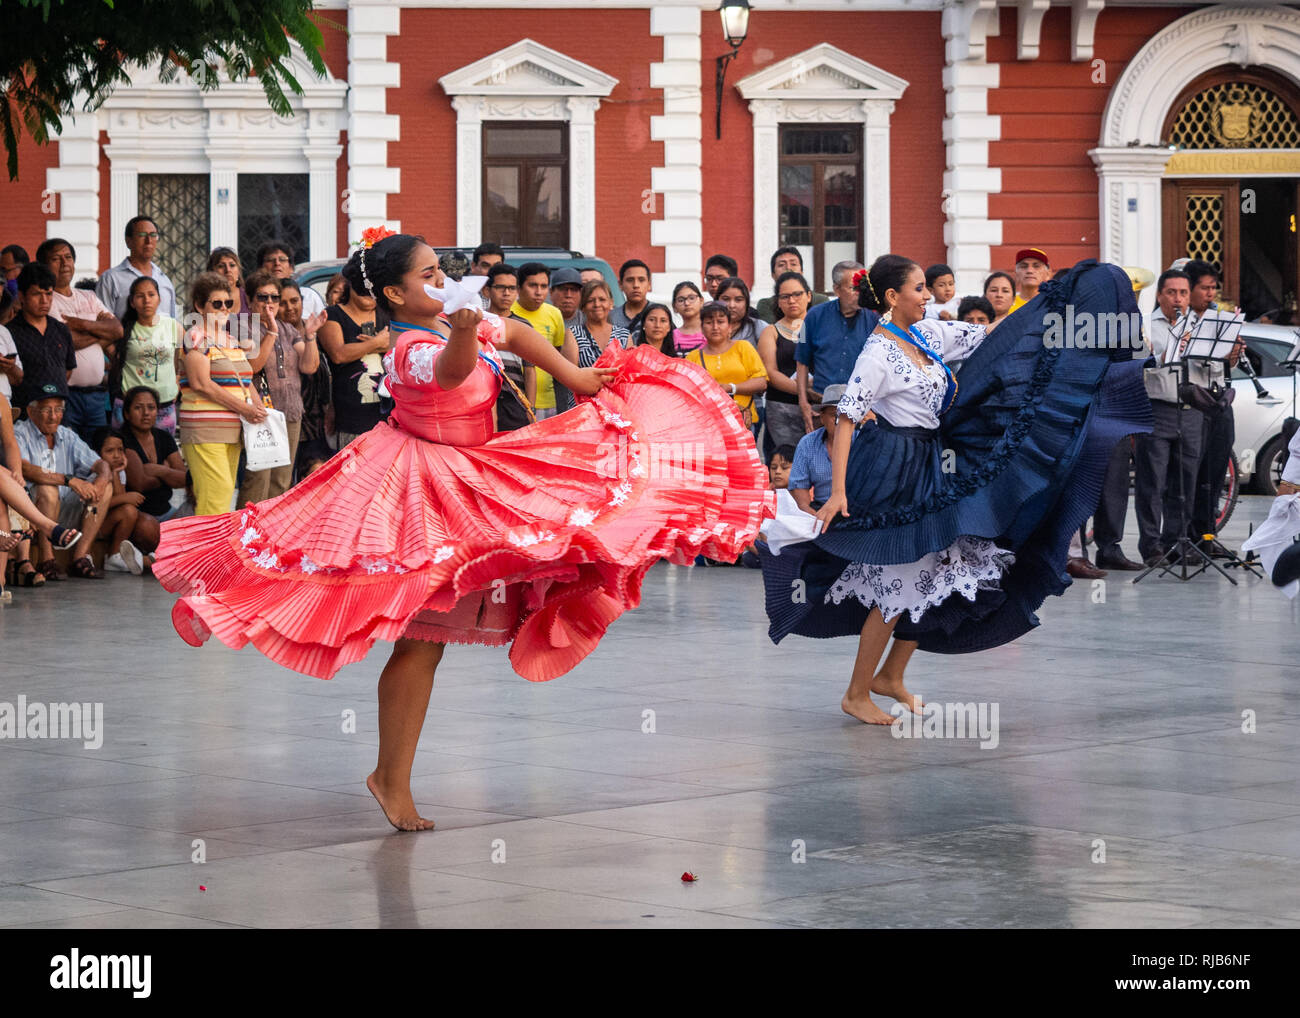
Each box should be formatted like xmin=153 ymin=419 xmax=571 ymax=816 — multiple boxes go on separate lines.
xmin=1134 ymin=312 xmax=1241 ymax=585
xmin=1279 ymin=334 xmax=1300 ymax=420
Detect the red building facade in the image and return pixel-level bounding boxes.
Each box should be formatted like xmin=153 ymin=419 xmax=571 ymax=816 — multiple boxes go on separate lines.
xmin=2 ymin=2 xmax=1296 ymax=316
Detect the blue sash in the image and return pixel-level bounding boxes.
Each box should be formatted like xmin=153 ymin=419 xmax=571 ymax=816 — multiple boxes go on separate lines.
xmin=882 ymin=321 xmax=957 ymax=414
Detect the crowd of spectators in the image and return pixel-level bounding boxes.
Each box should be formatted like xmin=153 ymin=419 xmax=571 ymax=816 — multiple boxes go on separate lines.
xmin=0 ymin=216 xmax=1231 ymax=595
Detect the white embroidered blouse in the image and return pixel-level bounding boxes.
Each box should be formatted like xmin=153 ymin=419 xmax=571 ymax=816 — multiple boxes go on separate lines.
xmin=836 ymin=319 xmax=986 ymax=429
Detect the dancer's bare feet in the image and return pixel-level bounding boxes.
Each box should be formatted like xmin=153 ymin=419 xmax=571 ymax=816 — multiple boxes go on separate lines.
xmin=365 ymin=771 xmax=436 ymax=832
xmin=841 ymin=693 xmax=896 ymax=725
xmin=871 ymin=671 xmax=923 ymax=714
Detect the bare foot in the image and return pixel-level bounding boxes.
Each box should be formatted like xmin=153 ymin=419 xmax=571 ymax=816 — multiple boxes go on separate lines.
xmin=841 ymin=693 xmax=896 ymax=726
xmin=365 ymin=771 xmax=436 ymax=832
xmin=871 ymin=672 xmax=922 ymax=714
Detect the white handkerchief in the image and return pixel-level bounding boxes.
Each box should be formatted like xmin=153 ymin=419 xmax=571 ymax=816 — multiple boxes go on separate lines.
xmin=760 ymin=488 xmax=820 ymax=554
xmin=424 ymin=276 xmax=488 ymax=315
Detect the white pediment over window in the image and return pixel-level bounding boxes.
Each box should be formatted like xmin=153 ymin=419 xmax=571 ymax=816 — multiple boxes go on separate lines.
xmin=736 ymin=44 xmax=908 ymax=104
xmin=439 ymin=39 xmax=618 ymax=98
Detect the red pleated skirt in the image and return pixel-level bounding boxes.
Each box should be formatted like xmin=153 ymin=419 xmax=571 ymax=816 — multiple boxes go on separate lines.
xmin=154 ymin=344 xmax=774 ymax=681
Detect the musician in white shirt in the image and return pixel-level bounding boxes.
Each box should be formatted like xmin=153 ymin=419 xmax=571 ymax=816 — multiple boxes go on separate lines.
xmin=1133 ymin=269 xmax=1206 ymax=566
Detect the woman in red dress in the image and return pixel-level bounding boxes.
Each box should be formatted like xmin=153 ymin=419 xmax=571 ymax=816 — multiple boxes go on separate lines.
xmin=155 ymin=233 xmax=773 ymax=831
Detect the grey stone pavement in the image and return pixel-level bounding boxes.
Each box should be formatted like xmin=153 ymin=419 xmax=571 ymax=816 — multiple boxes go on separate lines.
xmin=1 ymin=495 xmax=1297 ymax=929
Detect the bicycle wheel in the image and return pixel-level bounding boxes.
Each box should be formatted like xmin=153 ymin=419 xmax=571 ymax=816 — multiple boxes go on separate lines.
xmin=1214 ymin=451 xmax=1239 ymax=533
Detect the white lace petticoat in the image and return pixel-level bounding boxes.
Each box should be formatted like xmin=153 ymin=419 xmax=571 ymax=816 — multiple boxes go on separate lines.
xmin=826 ymin=536 xmax=1015 ymax=623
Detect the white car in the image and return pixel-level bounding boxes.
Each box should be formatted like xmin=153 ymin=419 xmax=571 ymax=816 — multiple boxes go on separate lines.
xmin=1232 ymin=322 xmax=1299 ymax=495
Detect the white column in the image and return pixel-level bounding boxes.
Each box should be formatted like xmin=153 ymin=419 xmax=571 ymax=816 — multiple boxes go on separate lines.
xmin=862 ymin=101 xmax=894 ymax=263
xmin=567 ymin=96 xmax=602 ymax=257
xmin=308 ymin=158 xmax=341 ymax=260
xmin=347 ymin=0 xmax=402 ymax=236
xmin=649 ymin=4 xmax=703 ymax=298
xmin=109 ymin=168 xmax=140 ymax=268
xmin=1090 ymin=146 xmax=1169 ymax=314
xmin=451 ymin=96 xmax=483 ymax=248
xmin=45 ymin=111 xmax=102 ymax=271
xmin=749 ymin=100 xmax=780 ymax=300
xmin=305 ymin=102 xmax=345 ymax=261
xmin=941 ymin=31 xmax=1001 ymax=297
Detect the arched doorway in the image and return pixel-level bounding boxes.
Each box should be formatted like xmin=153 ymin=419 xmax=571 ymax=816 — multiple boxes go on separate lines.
xmin=1160 ymin=66 xmax=1300 ymax=320
xmin=1090 ymin=4 xmax=1300 ymax=313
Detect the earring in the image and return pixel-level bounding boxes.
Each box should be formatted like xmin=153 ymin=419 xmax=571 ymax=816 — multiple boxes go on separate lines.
xmin=881 ymin=306 xmax=894 ymax=325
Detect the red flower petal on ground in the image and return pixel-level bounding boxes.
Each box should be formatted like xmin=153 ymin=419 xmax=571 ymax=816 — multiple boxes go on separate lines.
xmin=199 ymin=885 xmax=206 ymax=891
xmin=681 ymin=871 xmax=698 ymax=882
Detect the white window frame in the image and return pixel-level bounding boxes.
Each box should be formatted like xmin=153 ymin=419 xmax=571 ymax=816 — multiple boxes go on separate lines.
xmin=737 ymin=44 xmax=908 ymax=298
xmin=440 ymin=39 xmax=618 ymax=255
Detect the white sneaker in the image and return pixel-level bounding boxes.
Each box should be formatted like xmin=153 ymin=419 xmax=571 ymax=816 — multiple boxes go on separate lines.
xmin=104 ymin=552 xmax=131 ymax=573
xmin=118 ymin=540 xmax=144 ymax=576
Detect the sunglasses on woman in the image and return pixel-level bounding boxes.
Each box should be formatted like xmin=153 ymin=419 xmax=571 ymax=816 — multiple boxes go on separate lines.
xmin=208 ymin=299 xmax=235 ymax=310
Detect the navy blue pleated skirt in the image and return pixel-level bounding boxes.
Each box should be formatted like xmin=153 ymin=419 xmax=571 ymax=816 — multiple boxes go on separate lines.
xmin=760 ymin=259 xmax=1154 ymax=654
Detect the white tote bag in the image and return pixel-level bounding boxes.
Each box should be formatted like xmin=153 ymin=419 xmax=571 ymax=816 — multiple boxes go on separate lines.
xmin=242 ymin=407 xmax=292 ymax=471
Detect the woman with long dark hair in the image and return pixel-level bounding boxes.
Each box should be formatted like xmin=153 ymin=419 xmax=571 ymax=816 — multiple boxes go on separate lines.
xmin=716 ymin=276 xmax=763 ymax=345
xmin=983 ymin=270 xmax=1016 ymax=331
xmin=757 ymin=270 xmax=811 ymax=450
xmin=760 ymin=254 xmax=1151 ymax=724
xmin=635 ymin=303 xmax=677 ymax=358
xmin=154 ymin=232 xmax=773 ymax=832
xmin=207 ymin=247 xmax=248 ymax=316
xmin=110 ymin=275 xmax=182 ymax=436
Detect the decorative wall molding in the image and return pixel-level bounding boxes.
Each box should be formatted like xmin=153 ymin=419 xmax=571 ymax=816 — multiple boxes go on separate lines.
xmin=738 ymin=44 xmax=907 ymax=297
xmin=1017 ymin=0 xmax=1052 ymax=61
xmin=1101 ymin=4 xmax=1300 ymax=148
xmin=941 ymin=0 xmax=1000 ymax=64
xmin=1071 ymin=0 xmax=1106 ymax=62
xmin=94 ymin=41 xmax=346 ymax=267
xmin=441 ymin=39 xmax=617 ymax=252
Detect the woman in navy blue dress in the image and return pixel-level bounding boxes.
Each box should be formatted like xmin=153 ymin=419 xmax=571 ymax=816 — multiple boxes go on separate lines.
xmin=760 ymin=255 xmax=1151 ymax=724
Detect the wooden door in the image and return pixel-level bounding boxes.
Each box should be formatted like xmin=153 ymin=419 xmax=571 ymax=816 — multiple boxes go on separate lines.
xmin=1162 ymin=178 xmax=1241 ymax=303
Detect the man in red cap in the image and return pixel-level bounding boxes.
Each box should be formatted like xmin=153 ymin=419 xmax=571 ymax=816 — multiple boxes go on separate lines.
xmin=1010 ymin=248 xmax=1050 ymax=313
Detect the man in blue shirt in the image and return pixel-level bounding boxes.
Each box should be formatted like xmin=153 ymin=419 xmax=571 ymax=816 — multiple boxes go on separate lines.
xmin=789 ymin=384 xmax=855 ymax=512
xmin=15 ymin=385 xmax=113 ymax=578
xmin=795 ymin=259 xmax=877 ymax=432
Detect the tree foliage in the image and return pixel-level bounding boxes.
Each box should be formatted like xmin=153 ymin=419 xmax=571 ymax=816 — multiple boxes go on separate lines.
xmin=1 ymin=0 xmax=331 ymax=179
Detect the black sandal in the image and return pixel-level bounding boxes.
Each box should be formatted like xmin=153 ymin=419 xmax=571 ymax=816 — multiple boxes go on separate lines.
xmin=50 ymin=525 xmax=81 ymax=550
xmin=16 ymin=559 xmax=44 ymax=587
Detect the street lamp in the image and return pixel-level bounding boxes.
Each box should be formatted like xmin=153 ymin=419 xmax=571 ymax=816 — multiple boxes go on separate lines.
xmin=715 ymin=0 xmax=751 ymax=140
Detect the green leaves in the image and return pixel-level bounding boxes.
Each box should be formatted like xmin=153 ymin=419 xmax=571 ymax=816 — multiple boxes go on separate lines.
xmin=0 ymin=0 xmax=329 ymax=179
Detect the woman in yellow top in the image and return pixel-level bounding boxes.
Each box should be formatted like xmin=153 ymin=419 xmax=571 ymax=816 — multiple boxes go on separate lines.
xmin=177 ymin=272 xmax=268 ymax=516
xmin=689 ymin=300 xmax=768 ymax=429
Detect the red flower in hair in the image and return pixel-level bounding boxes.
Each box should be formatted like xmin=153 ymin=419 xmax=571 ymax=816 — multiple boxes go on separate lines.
xmin=851 ymin=268 xmax=869 ymax=288
xmin=358 ymin=226 xmax=396 ymax=249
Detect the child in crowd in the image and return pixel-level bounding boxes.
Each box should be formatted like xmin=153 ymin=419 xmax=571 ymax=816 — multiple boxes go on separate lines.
xmin=95 ymin=429 xmax=155 ymax=575
xmin=738 ymin=444 xmax=797 ymax=568
xmin=957 ymin=295 xmax=995 ymax=326
xmin=924 ymin=264 xmax=959 ymax=321
xmin=769 ymin=444 xmax=794 ymax=490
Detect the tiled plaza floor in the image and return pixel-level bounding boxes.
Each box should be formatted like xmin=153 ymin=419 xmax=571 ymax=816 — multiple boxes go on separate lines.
xmin=1 ymin=496 xmax=1297 ymax=928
